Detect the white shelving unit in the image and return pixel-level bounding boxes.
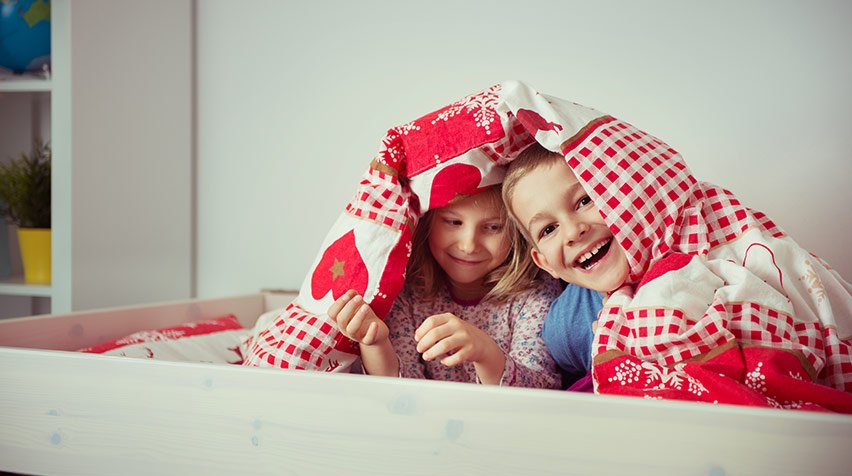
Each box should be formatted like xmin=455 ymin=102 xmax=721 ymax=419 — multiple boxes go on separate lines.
xmin=0 ymin=77 xmax=51 ymax=92
xmin=0 ymin=0 xmax=194 ymax=319
xmin=0 ymin=277 xmax=51 ymax=298
xmin=0 ymin=59 xmax=55 ymax=316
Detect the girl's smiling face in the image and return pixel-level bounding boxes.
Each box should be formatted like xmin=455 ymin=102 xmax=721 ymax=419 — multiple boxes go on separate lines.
xmin=509 ymin=160 xmax=629 ymax=293
xmin=427 ymin=192 xmax=512 ymax=300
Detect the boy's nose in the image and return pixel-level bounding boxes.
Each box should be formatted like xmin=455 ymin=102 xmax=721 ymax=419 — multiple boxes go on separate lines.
xmin=564 ymin=222 xmax=589 ymax=246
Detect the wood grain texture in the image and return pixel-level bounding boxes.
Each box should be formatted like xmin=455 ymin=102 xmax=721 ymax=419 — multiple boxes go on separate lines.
xmin=1 ymin=292 xmax=851 ymax=475
xmin=0 ymin=293 xmax=269 ymax=351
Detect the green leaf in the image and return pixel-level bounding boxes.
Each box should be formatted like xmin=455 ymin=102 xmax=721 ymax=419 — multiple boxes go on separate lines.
xmin=0 ymin=141 xmax=51 ymax=228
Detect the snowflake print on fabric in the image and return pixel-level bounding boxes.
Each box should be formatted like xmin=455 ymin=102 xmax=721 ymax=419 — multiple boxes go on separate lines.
xmin=375 ymin=131 xmax=405 ymax=168
xmin=374 ymin=286 xmax=388 ymax=302
xmin=396 ymin=120 xmax=421 ymax=135
xmin=607 ymin=360 xmax=643 ymax=386
xmin=643 ymin=362 xmax=709 ymax=397
xmin=607 ymin=360 xmax=709 ymax=397
xmin=431 ymin=84 xmax=501 ymax=135
xmin=745 ymin=362 xmax=768 ymax=394
xmin=114 ymin=329 xmax=186 ymax=346
xmin=401 ymin=84 xmax=506 ymax=178
xmin=766 ymin=395 xmax=806 ymax=410
xmin=798 ymin=260 xmax=827 ymax=303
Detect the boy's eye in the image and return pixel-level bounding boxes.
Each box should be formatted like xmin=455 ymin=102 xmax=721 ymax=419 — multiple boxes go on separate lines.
xmin=538 ymin=224 xmax=557 ymax=240
xmin=576 ymin=195 xmax=592 ymax=210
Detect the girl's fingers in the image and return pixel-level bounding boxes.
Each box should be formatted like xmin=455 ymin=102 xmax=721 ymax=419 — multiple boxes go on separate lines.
xmin=338 ymin=293 xmax=366 ymax=322
xmin=362 ymin=321 xmax=378 ymax=346
xmin=345 ymin=300 xmax=371 ymax=339
xmin=414 ymin=313 xmax=453 ymax=342
xmin=422 ymin=334 xmax=463 ymax=362
xmin=328 ymin=290 xmax=357 ymax=319
xmin=333 ymin=292 xmax=368 ymax=339
xmin=440 ymin=347 xmax=469 ymax=367
xmin=416 ymin=323 xmax=458 ymax=355
xmin=332 ymin=301 xmax=355 ymax=331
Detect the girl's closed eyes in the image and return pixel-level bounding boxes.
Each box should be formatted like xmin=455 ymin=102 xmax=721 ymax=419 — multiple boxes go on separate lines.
xmin=483 ymin=222 xmax=504 ymax=233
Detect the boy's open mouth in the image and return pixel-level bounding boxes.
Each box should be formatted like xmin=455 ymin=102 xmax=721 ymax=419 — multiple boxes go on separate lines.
xmin=575 ymin=238 xmax=612 ymax=270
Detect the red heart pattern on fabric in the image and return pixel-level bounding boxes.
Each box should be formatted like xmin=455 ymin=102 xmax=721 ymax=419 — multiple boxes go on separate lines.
xmin=310 ymin=230 xmax=369 ymax=300
xmin=428 ymin=163 xmax=485 ymax=209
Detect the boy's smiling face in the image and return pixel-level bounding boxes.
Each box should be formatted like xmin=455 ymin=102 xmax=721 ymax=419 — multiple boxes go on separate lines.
xmin=509 ymin=160 xmax=629 ymax=293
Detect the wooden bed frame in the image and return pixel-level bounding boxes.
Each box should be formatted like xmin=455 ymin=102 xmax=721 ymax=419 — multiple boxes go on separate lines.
xmin=1 ymin=291 xmax=851 ymax=475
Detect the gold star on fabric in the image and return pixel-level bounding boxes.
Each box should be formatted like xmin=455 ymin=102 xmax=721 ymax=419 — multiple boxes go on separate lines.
xmin=329 ymin=258 xmax=346 ymax=281
xmin=448 ymin=192 xmax=470 ymax=204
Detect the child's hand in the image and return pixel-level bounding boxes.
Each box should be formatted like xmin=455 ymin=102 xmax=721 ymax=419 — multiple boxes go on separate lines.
xmin=414 ymin=313 xmax=500 ymax=367
xmin=328 ymin=290 xmax=389 ymax=346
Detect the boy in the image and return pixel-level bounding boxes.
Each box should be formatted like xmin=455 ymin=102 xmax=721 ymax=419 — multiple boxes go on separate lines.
xmin=502 ymin=143 xmax=618 ymax=390
xmin=502 ymin=138 xmax=852 ymax=411
xmin=503 ymin=143 xmax=630 ymax=293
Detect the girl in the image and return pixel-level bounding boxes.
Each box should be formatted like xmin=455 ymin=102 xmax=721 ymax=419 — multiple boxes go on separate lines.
xmin=328 ymin=185 xmax=562 ymax=388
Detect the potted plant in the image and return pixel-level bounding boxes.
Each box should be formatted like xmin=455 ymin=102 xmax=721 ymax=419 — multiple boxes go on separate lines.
xmin=0 ymin=141 xmax=51 ymax=284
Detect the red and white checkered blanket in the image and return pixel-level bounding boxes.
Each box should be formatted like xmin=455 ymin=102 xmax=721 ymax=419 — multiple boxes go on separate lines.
xmin=563 ymin=118 xmax=852 ymax=411
xmin=242 ymin=81 xmax=852 ymax=411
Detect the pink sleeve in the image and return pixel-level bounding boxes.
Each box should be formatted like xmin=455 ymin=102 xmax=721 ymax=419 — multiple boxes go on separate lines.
xmin=499 ymin=279 xmax=562 ymax=389
xmin=385 ymin=291 xmax=427 ymax=379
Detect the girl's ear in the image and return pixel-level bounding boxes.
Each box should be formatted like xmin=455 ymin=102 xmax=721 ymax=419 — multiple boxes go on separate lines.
xmin=530 ymin=247 xmax=560 ymax=280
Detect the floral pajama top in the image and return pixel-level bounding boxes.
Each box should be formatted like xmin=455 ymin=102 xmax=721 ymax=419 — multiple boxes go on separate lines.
xmin=385 ymin=277 xmax=562 ymax=389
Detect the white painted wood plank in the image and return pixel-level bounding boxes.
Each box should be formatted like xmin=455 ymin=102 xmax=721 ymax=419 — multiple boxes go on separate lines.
xmin=1 ymin=348 xmax=850 ymax=476
xmin=0 ymin=293 xmax=267 ymax=351
xmin=0 ymin=291 xmax=848 ymax=474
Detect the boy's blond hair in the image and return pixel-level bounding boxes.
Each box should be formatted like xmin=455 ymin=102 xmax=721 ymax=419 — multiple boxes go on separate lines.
xmin=501 ymin=143 xmax=566 ymax=245
xmin=405 ymin=185 xmax=541 ymax=303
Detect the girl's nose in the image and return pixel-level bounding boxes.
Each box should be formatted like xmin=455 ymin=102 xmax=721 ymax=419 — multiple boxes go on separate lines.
xmin=457 ymin=228 xmax=477 ymax=254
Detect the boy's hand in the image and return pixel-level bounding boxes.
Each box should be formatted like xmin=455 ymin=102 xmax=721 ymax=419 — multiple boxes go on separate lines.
xmin=328 ymin=290 xmax=389 ymax=346
xmin=414 ymin=313 xmax=500 ymax=367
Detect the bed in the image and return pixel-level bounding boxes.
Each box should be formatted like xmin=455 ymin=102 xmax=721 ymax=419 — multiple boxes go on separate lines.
xmin=1 ymin=290 xmax=850 ymax=475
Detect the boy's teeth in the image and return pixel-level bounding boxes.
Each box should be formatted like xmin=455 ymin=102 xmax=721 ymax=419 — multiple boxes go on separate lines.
xmin=578 ymin=239 xmax=608 ymax=265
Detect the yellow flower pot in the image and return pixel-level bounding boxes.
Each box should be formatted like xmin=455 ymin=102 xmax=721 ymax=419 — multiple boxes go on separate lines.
xmin=17 ymin=227 xmax=51 ymax=284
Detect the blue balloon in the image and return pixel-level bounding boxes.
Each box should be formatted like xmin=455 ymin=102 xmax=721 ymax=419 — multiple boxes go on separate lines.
xmin=0 ymin=0 xmax=51 ymax=73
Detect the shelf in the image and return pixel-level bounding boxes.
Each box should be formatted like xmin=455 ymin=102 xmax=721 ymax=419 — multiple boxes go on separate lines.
xmin=0 ymin=75 xmax=52 ymax=92
xmin=0 ymin=276 xmax=52 ymax=297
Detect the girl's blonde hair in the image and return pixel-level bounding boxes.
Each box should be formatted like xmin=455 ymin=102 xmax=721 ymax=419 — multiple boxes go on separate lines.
xmin=405 ymin=185 xmax=541 ymax=303
xmin=502 ymin=142 xmax=566 ymax=245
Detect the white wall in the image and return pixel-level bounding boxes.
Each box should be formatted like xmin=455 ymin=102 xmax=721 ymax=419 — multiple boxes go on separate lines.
xmin=68 ymin=0 xmax=193 ymax=310
xmin=196 ymin=0 xmax=852 ymax=297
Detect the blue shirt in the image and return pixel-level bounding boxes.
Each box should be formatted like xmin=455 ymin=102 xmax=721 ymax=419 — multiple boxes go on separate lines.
xmin=541 ymin=284 xmax=604 ymax=385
